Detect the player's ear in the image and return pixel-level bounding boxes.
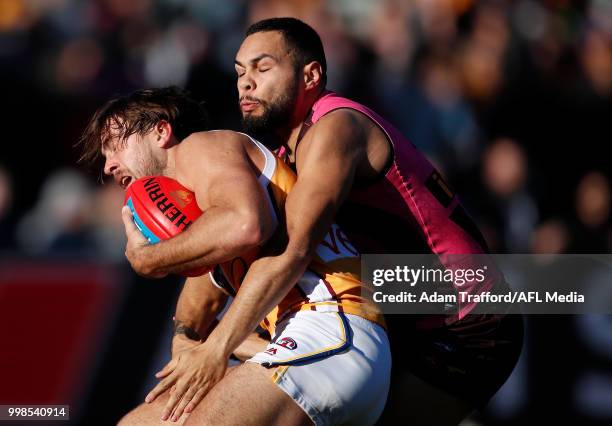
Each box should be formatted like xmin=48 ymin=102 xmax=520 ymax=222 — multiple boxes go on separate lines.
xmin=303 ymin=61 xmax=323 ymax=91
xmin=155 ymin=120 xmax=173 ymax=148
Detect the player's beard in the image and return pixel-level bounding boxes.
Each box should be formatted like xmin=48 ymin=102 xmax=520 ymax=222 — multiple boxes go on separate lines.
xmin=241 ymin=76 xmax=299 ymax=144
xmin=138 ymin=147 xmax=166 ymax=178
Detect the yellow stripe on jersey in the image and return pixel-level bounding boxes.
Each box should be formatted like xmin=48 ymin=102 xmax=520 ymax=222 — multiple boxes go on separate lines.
xmin=271 ymin=365 xmax=290 ymax=384
xmin=265 ymin=312 xmax=348 ymax=365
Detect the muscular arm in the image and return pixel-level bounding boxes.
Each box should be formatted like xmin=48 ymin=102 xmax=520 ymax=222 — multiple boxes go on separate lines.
xmin=172 ymin=274 xmax=228 ymax=355
xmin=127 ymin=131 xmax=275 ymax=277
xmin=204 ymin=110 xmax=369 ymax=358
xmin=173 ymin=274 xmax=271 ymax=360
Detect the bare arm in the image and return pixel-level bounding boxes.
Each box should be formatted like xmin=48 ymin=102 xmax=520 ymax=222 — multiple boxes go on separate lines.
xmin=171 ymin=274 xmax=228 ymax=356
xmin=204 ymin=110 xmax=368 ymax=358
xmin=173 ymin=272 xmax=271 ymax=361
xmin=125 ymin=131 xmax=275 ymax=277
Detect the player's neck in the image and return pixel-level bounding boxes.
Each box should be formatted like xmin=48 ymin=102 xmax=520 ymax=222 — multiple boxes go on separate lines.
xmin=162 ymin=147 xmax=177 ymax=179
xmin=282 ymin=88 xmax=324 ymax=161
xmin=284 ymin=126 xmax=303 ymax=155
xmin=280 ymin=121 xmax=308 ymax=164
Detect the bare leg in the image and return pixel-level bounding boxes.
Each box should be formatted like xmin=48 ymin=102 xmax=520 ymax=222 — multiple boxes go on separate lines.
xmin=185 ymin=362 xmax=312 ymax=426
xmin=117 ymin=391 xmax=189 ymax=426
xmin=117 ymin=366 xmax=239 ymax=426
xmin=232 ymin=331 xmax=269 ymax=362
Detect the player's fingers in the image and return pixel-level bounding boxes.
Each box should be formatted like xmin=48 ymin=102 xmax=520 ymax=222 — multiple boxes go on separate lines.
xmin=161 ymin=380 xmax=188 ymax=421
xmin=145 ymin=374 xmax=176 ymax=403
xmin=170 ymin=384 xmax=198 ymax=422
xmin=184 ymin=387 xmax=207 ymax=414
xmin=121 ymin=206 xmax=136 ymax=234
xmin=155 ymin=358 xmax=178 ymax=378
xmin=121 ymin=206 xmax=148 ymax=246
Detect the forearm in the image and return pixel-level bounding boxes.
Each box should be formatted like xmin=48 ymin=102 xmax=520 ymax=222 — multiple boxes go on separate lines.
xmin=175 ymin=277 xmax=227 ymax=338
xmin=205 ymin=251 xmax=311 ymax=358
xmin=173 ymin=275 xmax=228 ymax=340
xmin=138 ymin=206 xmax=263 ymax=276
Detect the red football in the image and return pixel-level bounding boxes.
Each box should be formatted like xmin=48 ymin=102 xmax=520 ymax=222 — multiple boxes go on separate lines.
xmin=124 ymin=176 xmax=211 ymax=277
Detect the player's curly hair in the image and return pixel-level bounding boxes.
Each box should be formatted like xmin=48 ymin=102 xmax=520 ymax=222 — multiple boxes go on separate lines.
xmin=77 ymin=86 xmax=209 ymax=168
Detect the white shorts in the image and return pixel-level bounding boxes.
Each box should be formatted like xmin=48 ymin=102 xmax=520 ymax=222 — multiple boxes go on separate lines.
xmin=247 ymin=311 xmax=391 ymax=426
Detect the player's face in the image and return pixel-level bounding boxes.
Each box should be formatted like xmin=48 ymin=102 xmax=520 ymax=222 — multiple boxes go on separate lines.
xmin=102 ymin=127 xmax=165 ymax=190
xmin=235 ymin=31 xmax=300 ymax=137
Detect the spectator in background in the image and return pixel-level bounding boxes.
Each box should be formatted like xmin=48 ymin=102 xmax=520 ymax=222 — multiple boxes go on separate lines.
xmin=90 ymin=183 xmax=127 ymax=260
xmin=569 ymin=171 xmax=611 ymax=253
xmin=16 ymin=169 xmax=95 ymax=256
xmin=530 ymin=218 xmax=570 ymax=254
xmin=580 ymin=29 xmax=612 ymax=98
xmin=480 ymin=138 xmax=538 ymax=253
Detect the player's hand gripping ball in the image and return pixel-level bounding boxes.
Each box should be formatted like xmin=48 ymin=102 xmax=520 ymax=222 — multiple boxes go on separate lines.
xmin=124 ymin=176 xmax=212 ymax=277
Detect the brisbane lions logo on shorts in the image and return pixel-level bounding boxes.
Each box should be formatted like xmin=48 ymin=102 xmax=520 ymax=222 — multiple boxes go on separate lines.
xmin=276 ymin=337 xmax=298 ymax=350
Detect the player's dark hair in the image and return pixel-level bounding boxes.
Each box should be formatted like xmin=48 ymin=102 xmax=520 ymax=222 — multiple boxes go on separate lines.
xmin=246 ymin=17 xmax=327 ymax=88
xmin=78 ymin=86 xmax=209 ymax=167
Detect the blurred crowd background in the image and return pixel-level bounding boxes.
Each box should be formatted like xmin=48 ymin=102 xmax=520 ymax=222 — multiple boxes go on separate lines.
xmin=0 ymin=0 xmax=611 ymax=256
xmin=0 ymin=0 xmax=611 ymax=424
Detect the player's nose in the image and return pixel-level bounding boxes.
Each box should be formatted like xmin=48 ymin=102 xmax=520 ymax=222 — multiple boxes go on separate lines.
xmin=238 ymin=73 xmax=255 ymax=93
xmin=103 ymin=157 xmax=119 ymax=176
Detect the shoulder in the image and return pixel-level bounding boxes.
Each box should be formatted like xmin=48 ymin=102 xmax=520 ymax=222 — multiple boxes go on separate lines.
xmin=299 ymin=108 xmax=368 ymax=162
xmin=314 ymin=108 xmax=366 ymax=130
xmin=175 ymin=130 xmax=252 ymax=163
xmin=174 ymin=131 xmax=251 ymax=181
xmin=179 ymin=130 xmax=248 ymax=152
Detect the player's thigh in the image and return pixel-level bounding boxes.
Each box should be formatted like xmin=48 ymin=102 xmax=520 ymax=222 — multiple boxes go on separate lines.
xmin=117 ymin=391 xmax=190 ymax=426
xmin=185 ymin=362 xmax=312 ymax=426
xmin=118 ymin=366 xmax=240 ymax=426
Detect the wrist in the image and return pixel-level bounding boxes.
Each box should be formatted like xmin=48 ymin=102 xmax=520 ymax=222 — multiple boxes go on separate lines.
xmin=139 ymin=244 xmax=160 ymax=275
xmin=205 ymin=328 xmax=234 ymax=359
xmin=171 ymin=334 xmax=199 ymax=357
xmin=173 ymin=317 xmax=202 ymax=342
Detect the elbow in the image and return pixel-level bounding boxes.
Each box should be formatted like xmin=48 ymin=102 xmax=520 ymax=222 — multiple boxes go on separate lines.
xmin=237 ymin=204 xmax=278 ymax=248
xmin=234 ymin=214 xmax=267 ymax=249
